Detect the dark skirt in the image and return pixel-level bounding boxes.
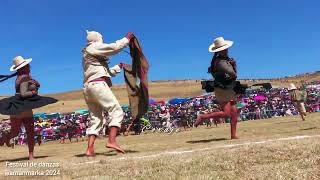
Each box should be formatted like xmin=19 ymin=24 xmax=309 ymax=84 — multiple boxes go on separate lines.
xmin=0 ymin=95 xmax=58 ymax=115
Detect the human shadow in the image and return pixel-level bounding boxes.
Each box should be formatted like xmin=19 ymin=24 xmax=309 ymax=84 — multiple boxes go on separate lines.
xmin=301 ymin=127 xmax=318 ymax=131
xmin=74 ymin=150 xmax=139 ymax=158
xmin=274 ymin=120 xmax=300 ymax=124
xmin=186 ymin=138 xmax=228 ymax=144
xmin=0 ymin=156 xmax=49 ymax=163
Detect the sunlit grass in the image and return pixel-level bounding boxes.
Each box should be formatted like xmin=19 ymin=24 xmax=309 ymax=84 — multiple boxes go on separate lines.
xmin=0 ymin=113 xmax=319 ymax=179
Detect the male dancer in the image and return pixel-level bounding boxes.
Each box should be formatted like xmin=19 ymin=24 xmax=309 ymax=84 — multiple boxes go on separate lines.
xmin=82 ymin=30 xmax=133 ymax=156
xmin=288 ymin=83 xmax=307 ymax=121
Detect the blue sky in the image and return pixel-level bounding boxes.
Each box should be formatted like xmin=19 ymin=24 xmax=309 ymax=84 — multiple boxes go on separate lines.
xmin=0 ymin=0 xmax=319 ymax=95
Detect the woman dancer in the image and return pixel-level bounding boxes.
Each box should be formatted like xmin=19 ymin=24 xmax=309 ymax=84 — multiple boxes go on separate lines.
xmin=194 ymin=37 xmax=239 ymax=139
xmin=0 ymin=56 xmax=57 ymax=160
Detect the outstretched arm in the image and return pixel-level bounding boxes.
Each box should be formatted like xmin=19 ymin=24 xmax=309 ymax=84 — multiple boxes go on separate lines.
xmin=109 ymin=64 xmax=122 ymax=76
xmin=87 ymin=37 xmax=130 ymax=57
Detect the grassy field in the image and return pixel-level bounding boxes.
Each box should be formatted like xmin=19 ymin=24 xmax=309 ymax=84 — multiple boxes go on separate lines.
xmin=0 ymin=113 xmax=319 ymax=179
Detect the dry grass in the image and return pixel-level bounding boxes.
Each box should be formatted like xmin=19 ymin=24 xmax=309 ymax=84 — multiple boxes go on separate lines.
xmin=0 ymin=113 xmax=319 ymax=179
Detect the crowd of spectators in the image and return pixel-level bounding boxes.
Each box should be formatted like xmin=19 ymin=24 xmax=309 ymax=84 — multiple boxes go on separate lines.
xmin=0 ymin=113 xmax=88 ymax=147
xmin=0 ymin=81 xmax=319 ymax=145
xmin=130 ymin=81 xmax=319 ymax=127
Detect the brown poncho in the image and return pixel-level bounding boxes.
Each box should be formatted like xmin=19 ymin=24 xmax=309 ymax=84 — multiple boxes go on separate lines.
xmin=123 ymin=35 xmax=149 ymax=120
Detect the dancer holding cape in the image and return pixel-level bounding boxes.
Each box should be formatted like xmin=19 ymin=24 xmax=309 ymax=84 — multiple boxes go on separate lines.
xmin=82 ymin=30 xmax=134 ymax=156
xmin=0 ymin=56 xmax=58 ymax=160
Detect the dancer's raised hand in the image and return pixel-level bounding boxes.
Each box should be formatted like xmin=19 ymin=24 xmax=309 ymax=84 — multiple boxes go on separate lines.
xmin=125 ymin=32 xmax=134 ymax=41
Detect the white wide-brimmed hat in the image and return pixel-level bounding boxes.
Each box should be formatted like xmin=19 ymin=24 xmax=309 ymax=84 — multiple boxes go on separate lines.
xmin=288 ymin=83 xmax=297 ymax=90
xmin=209 ymin=37 xmax=233 ymax=53
xmin=10 ymin=56 xmax=32 ymax=72
xmin=86 ymin=30 xmax=103 ymax=44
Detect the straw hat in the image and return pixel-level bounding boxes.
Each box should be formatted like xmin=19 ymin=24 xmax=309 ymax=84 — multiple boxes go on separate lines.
xmin=86 ymin=30 xmax=103 ymax=44
xmin=209 ymin=37 xmax=233 ymax=53
xmin=288 ymin=83 xmax=297 ymax=90
xmin=10 ymin=56 xmax=32 ymax=72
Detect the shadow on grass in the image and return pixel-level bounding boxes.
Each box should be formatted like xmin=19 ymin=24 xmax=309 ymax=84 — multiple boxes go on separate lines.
xmin=0 ymin=156 xmax=49 ymax=162
xmin=74 ymin=150 xmax=139 ymax=158
xmin=301 ymin=127 xmax=318 ymax=131
xmin=274 ymin=120 xmax=300 ymax=124
xmin=186 ymin=138 xmax=228 ymax=144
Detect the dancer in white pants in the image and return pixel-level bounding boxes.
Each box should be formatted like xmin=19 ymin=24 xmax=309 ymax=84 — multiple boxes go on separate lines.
xmin=288 ymin=83 xmax=307 ymax=121
xmin=82 ymin=30 xmax=134 ymax=156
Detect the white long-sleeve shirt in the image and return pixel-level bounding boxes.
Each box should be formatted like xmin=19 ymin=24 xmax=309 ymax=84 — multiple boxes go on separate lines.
xmin=82 ymin=37 xmax=129 ymax=84
xmin=86 ymin=37 xmax=129 ymax=57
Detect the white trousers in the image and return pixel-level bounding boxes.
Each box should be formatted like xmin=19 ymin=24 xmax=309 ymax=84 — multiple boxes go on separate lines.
xmin=83 ymin=82 xmax=124 ymax=136
xmin=294 ymin=102 xmax=307 ymax=113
